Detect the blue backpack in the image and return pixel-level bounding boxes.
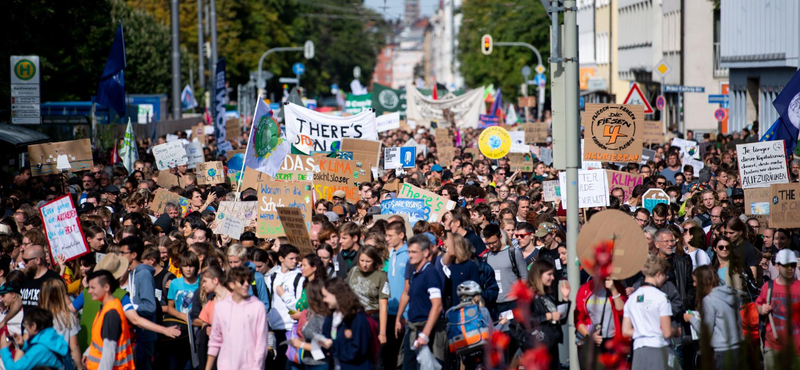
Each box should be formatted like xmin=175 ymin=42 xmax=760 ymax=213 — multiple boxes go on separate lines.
xmin=445 ymin=302 xmax=490 ymax=354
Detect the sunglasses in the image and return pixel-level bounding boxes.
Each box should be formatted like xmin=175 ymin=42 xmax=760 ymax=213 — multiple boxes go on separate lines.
xmin=716 ymin=244 xmax=729 ymax=251
xmin=22 ymin=256 xmax=38 ymax=264
xmin=515 ymin=232 xmax=532 ymax=237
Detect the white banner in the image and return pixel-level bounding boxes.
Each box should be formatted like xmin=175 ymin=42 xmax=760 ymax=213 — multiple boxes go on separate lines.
xmin=376 ymin=112 xmax=401 ymax=133
xmin=558 ymin=170 xmax=609 ymax=209
xmin=405 ymin=85 xmax=486 ymax=129
xmin=736 ymin=140 xmax=789 ymax=189
xmin=285 ymin=103 xmax=377 ymax=155
xmin=153 ymin=141 xmax=188 ymax=170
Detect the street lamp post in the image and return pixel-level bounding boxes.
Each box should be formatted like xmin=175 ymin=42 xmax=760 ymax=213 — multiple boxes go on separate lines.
xmin=256 ymin=42 xmax=314 ymax=98
xmin=494 ymin=41 xmax=547 ymax=121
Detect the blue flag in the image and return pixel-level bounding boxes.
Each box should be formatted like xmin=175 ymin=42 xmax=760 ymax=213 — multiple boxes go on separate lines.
xmin=96 ymin=22 xmax=127 ymax=117
xmin=769 ymin=68 xmax=800 ymax=154
xmin=760 ymin=117 xmax=799 ymax=154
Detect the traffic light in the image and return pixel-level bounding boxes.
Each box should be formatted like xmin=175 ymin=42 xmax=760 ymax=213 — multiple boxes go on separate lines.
xmin=481 ymin=34 xmax=493 ymax=55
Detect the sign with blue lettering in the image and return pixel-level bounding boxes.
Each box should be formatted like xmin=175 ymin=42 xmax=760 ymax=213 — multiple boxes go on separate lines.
xmin=292 ymin=63 xmax=305 ymax=76
xmin=380 ymin=199 xmax=431 ymax=226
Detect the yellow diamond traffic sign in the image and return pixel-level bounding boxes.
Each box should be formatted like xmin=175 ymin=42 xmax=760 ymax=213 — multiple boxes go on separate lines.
xmin=655 ymin=60 xmax=671 ymax=78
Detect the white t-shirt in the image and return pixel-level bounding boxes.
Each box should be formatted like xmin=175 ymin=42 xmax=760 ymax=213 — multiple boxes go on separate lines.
xmin=687 ymin=249 xmax=711 ymax=270
xmin=623 ymin=285 xmax=672 ymax=350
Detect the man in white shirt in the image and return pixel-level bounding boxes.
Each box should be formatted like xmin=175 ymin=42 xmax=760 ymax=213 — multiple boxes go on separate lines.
xmin=622 ymin=255 xmax=677 ymax=370
xmin=266 ymin=244 xmax=304 ymax=369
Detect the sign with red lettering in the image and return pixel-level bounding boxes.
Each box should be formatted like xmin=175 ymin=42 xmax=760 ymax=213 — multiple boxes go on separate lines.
xmin=313 ymin=157 xmax=364 ymax=203
xmin=582 ymin=104 xmax=645 ymax=163
xmin=39 ymin=195 xmax=90 ymax=265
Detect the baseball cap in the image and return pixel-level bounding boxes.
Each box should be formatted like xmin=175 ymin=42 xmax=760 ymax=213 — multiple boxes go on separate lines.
xmin=324 ymin=211 xmax=339 ymax=223
xmin=333 ymin=190 xmax=347 ymax=199
xmin=775 ymin=249 xmax=798 ymax=266
xmin=77 ymin=202 xmax=95 ymax=215
xmin=0 ymin=282 xmax=20 ymax=295
xmin=534 ymin=222 xmax=557 ymax=238
xmin=104 ymin=185 xmax=120 ymax=194
xmin=431 ymin=164 xmax=443 ymax=172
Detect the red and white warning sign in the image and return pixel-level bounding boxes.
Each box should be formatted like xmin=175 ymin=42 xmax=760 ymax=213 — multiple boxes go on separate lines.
xmin=623 ymin=83 xmax=654 ymax=114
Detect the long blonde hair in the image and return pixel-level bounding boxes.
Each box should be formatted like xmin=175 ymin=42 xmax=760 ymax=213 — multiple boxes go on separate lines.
xmin=39 ymin=279 xmax=75 ymax=330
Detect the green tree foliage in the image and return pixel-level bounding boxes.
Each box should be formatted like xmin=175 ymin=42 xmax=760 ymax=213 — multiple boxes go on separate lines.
xmin=458 ymin=0 xmax=550 ymax=102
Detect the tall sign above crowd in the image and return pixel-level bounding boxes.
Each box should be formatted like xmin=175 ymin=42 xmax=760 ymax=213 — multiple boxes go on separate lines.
xmin=404 ymin=85 xmax=486 ymax=128
xmin=284 ymin=103 xmax=378 ymax=155
xmin=582 ymin=104 xmax=644 ymax=163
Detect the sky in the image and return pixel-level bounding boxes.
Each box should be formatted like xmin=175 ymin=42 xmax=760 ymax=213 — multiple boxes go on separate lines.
xmin=364 ymin=0 xmax=439 ymax=21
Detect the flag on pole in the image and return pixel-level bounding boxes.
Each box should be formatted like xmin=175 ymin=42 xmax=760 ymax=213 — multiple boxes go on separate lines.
xmin=490 ymin=88 xmax=505 ymax=122
xmin=181 ymin=84 xmax=198 ymax=110
xmin=96 ymin=22 xmax=127 ymax=117
xmin=110 ymin=141 xmax=121 ymax=165
xmin=243 ymin=97 xmax=290 ymax=179
xmin=768 ymin=69 xmax=800 ymax=154
xmin=506 ymin=103 xmax=519 ymax=125
xmin=119 ymin=119 xmax=138 ymax=173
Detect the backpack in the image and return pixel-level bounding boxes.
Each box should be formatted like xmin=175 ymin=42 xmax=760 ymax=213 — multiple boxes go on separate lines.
xmin=445 ymin=302 xmax=490 ymax=354
xmin=268 ymin=273 xmax=303 ymax=307
xmin=481 ymin=247 xmax=521 ymax=280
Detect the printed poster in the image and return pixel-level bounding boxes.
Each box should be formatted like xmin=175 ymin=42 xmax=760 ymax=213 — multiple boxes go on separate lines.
xmin=582 ymin=104 xmax=645 ymax=163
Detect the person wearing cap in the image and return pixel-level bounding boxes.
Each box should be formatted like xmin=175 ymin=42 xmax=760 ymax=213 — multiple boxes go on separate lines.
xmin=533 ymin=222 xmax=560 ymax=263
xmin=0 ymin=282 xmax=23 ymax=338
xmin=757 ymin=249 xmax=800 ymax=369
xmin=730 ymin=188 xmax=745 ymax=208
xmin=83 ymin=269 xmax=135 ymax=370
xmin=104 ymin=185 xmax=124 ymax=213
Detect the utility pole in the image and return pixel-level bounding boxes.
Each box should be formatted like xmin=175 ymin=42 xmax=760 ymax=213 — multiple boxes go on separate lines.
xmin=197 ymin=0 xmax=205 ymax=89
xmin=170 ymin=0 xmax=181 ymax=119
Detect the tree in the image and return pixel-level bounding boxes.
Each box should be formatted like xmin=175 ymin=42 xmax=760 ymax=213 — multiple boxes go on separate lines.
xmin=458 ymin=0 xmax=550 ymax=102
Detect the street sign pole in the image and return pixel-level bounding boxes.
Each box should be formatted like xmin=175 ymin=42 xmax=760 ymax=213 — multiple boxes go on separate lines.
xmin=256 ymin=42 xmax=312 ymax=98
xmin=521 ymin=66 xmax=531 ymax=122
xmin=493 ymin=42 xmax=547 ymax=121
xmin=661 ymin=76 xmax=666 ymax=136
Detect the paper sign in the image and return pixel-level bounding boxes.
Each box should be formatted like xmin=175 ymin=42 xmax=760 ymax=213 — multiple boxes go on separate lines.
xmin=153 ymin=141 xmax=189 ymax=170
xmin=478 ymin=114 xmax=500 ymax=129
xmin=672 ymin=138 xmax=700 ymax=160
xmin=522 ymin=123 xmax=549 ymax=143
xmin=385 ymin=147 xmax=416 ymax=170
xmin=736 ymin=141 xmax=789 ymax=189
xmin=193 ymin=124 xmax=207 ymax=145
xmin=540 ymin=148 xmax=553 ymax=166
xmin=744 ymin=188 xmax=771 ymax=215
xmin=196 ymin=161 xmax=225 ymax=185
xmin=397 ymin=183 xmax=456 ymax=222
xmin=29 ymin=139 xmax=94 ymax=176
xmin=277 ymin=207 xmax=314 ymax=255
xmin=376 ymin=112 xmax=401 ymax=133
xmin=641 ymin=148 xmax=656 ymax=165
xmin=543 ymin=180 xmax=560 ymax=202
xmin=213 ymin=201 xmax=258 ymax=236
xmin=606 ymin=170 xmax=644 ymax=203
xmin=558 ymin=170 xmax=609 ymax=209
xmin=185 ymin=141 xmax=204 ymax=169
xmin=380 ymin=199 xmax=431 ymax=226
xmin=769 ymin=183 xmax=800 ymax=228
xmin=509 ymin=131 xmax=525 ymax=145
xmin=166 ymin=134 xmax=179 ymax=142
xmin=257 ymin=180 xmax=312 ymax=237
xmin=340 ymin=138 xmax=381 ymax=170
xmin=642 ymin=121 xmax=663 ymax=144
xmin=39 ymin=195 xmax=90 ymax=265
xmin=508 ymin=153 xmax=533 ymax=172
xmin=150 ymin=188 xmax=190 ymax=215
xmin=642 ymin=188 xmax=670 ymax=212
xmin=219 ymin=217 xmax=244 ymax=240
xmin=582 ymin=104 xmax=645 ymax=163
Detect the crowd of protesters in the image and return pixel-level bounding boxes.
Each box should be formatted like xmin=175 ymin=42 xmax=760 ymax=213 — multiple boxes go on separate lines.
xmin=0 ymin=123 xmax=797 ymax=370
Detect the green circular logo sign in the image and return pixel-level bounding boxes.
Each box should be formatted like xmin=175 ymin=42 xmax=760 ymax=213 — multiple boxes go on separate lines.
xmin=14 ymin=59 xmax=36 ymax=81
xmin=254 ymin=115 xmax=280 ymax=157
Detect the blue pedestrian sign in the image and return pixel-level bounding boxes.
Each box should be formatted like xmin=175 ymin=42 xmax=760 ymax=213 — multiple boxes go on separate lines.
xmin=400 ymin=147 xmax=416 ymax=168
xmin=292 ymin=63 xmax=305 ymax=76
xmin=533 ymin=74 xmax=547 ymax=86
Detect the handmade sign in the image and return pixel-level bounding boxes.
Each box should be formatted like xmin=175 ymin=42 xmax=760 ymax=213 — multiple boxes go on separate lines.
xmin=340 ymin=138 xmax=381 ymax=169
xmin=770 ymin=183 xmax=800 ymax=228
xmin=384 ymin=147 xmax=416 ymax=169
xmin=39 ymin=195 xmax=90 ymax=264
xmin=577 ymin=209 xmax=649 ymax=279
xmin=226 ymin=119 xmax=240 ymax=144
xmin=606 ymin=170 xmax=644 ymax=203
xmin=438 ymin=147 xmax=456 ymax=168
xmin=153 ymin=141 xmax=188 ymax=170
xmin=156 ymin=171 xmax=185 ymax=189
xmin=744 ymin=187 xmax=771 ymax=215
xmin=508 ymin=153 xmax=533 ymax=172
xmin=641 ymin=148 xmax=656 ymax=165
xmin=404 ymin=85 xmax=485 ymax=128
xmin=736 ymin=141 xmax=789 ymax=189
xmin=558 ymin=170 xmax=609 ymax=209
xmin=582 ymin=104 xmax=645 ymax=163
xmin=29 ymin=139 xmax=93 ymax=176
xmin=185 ymin=141 xmax=204 ymax=169
xmin=542 ymin=180 xmax=560 ymax=202
xmin=345 ymin=93 xmax=373 ymax=115
xmin=642 ymin=121 xmax=663 ymax=144
xmin=539 ymin=148 xmax=553 ymax=166
xmin=397 ymin=183 xmax=456 ymax=223
xmin=642 ymin=188 xmax=670 ymax=212
xmin=150 ymin=188 xmax=190 ymax=215
xmin=277 ymin=207 xmax=315 ymax=255
xmin=479 ymin=126 xmax=512 ymax=159
xmin=218 ymin=216 xmax=245 ymax=240
xmin=509 ymin=131 xmax=525 ymax=145
xmin=214 ymin=201 xmax=257 ymax=238
xmin=256 ymin=180 xmax=312 ymax=237
xmin=285 ymin=103 xmax=377 ymax=155
xmin=522 ymin=123 xmax=549 ymax=143
xmin=313 ymin=157 xmax=363 ymax=203
xmin=376 ymin=112 xmax=401 ymax=133
xmin=192 ymin=124 xmax=207 ymax=145
xmin=197 ymin=161 xmax=225 ymax=185
xmin=240 ymin=154 xmax=317 ymax=189
xmin=372 ymin=83 xmax=407 ymax=116
xmin=672 ymin=138 xmax=700 ymax=160
xmin=380 ymin=199 xmax=431 ymax=226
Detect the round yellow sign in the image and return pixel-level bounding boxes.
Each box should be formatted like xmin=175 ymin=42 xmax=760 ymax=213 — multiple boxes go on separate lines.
xmin=478 ymin=126 xmax=511 ymax=159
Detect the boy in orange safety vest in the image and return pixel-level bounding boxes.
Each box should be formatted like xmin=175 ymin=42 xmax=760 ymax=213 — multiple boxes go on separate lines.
xmin=83 ymin=269 xmax=135 ymax=370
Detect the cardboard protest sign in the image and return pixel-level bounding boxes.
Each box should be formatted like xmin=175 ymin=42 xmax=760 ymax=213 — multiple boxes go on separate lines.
xmin=641 ymin=148 xmax=656 ymax=165
xmin=313 ymin=157 xmax=364 ymax=203
xmin=214 ymin=201 xmax=257 ymax=238
xmin=256 ymin=180 xmax=312 ymax=237
xmin=769 ymin=183 xmax=800 ymax=228
xmin=150 ymin=188 xmax=190 ymax=215
xmin=29 ymin=139 xmax=93 ymax=176
xmin=397 ymin=183 xmax=456 ymax=222
xmin=153 ymin=141 xmax=188 ymax=170
xmin=522 ymin=123 xmax=549 ymax=143
xmin=577 ymin=209 xmax=649 ymax=279
xmin=404 ymin=85 xmax=485 ymax=129
xmin=642 ymin=188 xmax=670 ymax=212
xmin=606 ymin=170 xmax=644 ymax=203
xmin=156 ymin=171 xmax=185 ymax=189
xmin=285 ymin=103 xmax=377 ymax=155
xmin=542 ymin=180 xmax=560 ymax=202
xmin=277 ymin=207 xmax=315 ymax=255
xmin=558 ymin=170 xmax=609 ymax=209
xmin=439 ymin=147 xmax=456 ymax=168
xmin=736 ymin=141 xmax=789 ymax=189
xmin=376 ymin=112 xmax=401 ymax=133
xmin=381 ymin=199 xmax=431 ymax=226
xmin=642 ymin=121 xmax=663 ymax=144
xmin=582 ymin=104 xmax=645 ymax=163
xmin=672 ymin=138 xmax=700 ymax=160
xmin=192 ymin=124 xmax=207 ymax=145
xmin=185 ymin=141 xmax=204 ymax=169
xmin=226 ymin=119 xmax=240 ymax=144
xmin=39 ymin=195 xmax=90 ymax=264
xmin=745 ymin=187 xmax=771 ymax=215
xmin=196 ymin=161 xmax=225 ymax=185
xmin=340 ymin=138 xmax=381 ymax=169
xmin=508 ymin=153 xmax=534 ymax=172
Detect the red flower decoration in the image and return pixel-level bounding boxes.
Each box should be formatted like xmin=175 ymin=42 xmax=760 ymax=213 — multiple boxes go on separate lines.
xmin=487 ymin=331 xmax=511 ymax=368
xmin=519 ymin=346 xmax=552 ymax=370
xmin=509 ymin=280 xmax=533 ymax=303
